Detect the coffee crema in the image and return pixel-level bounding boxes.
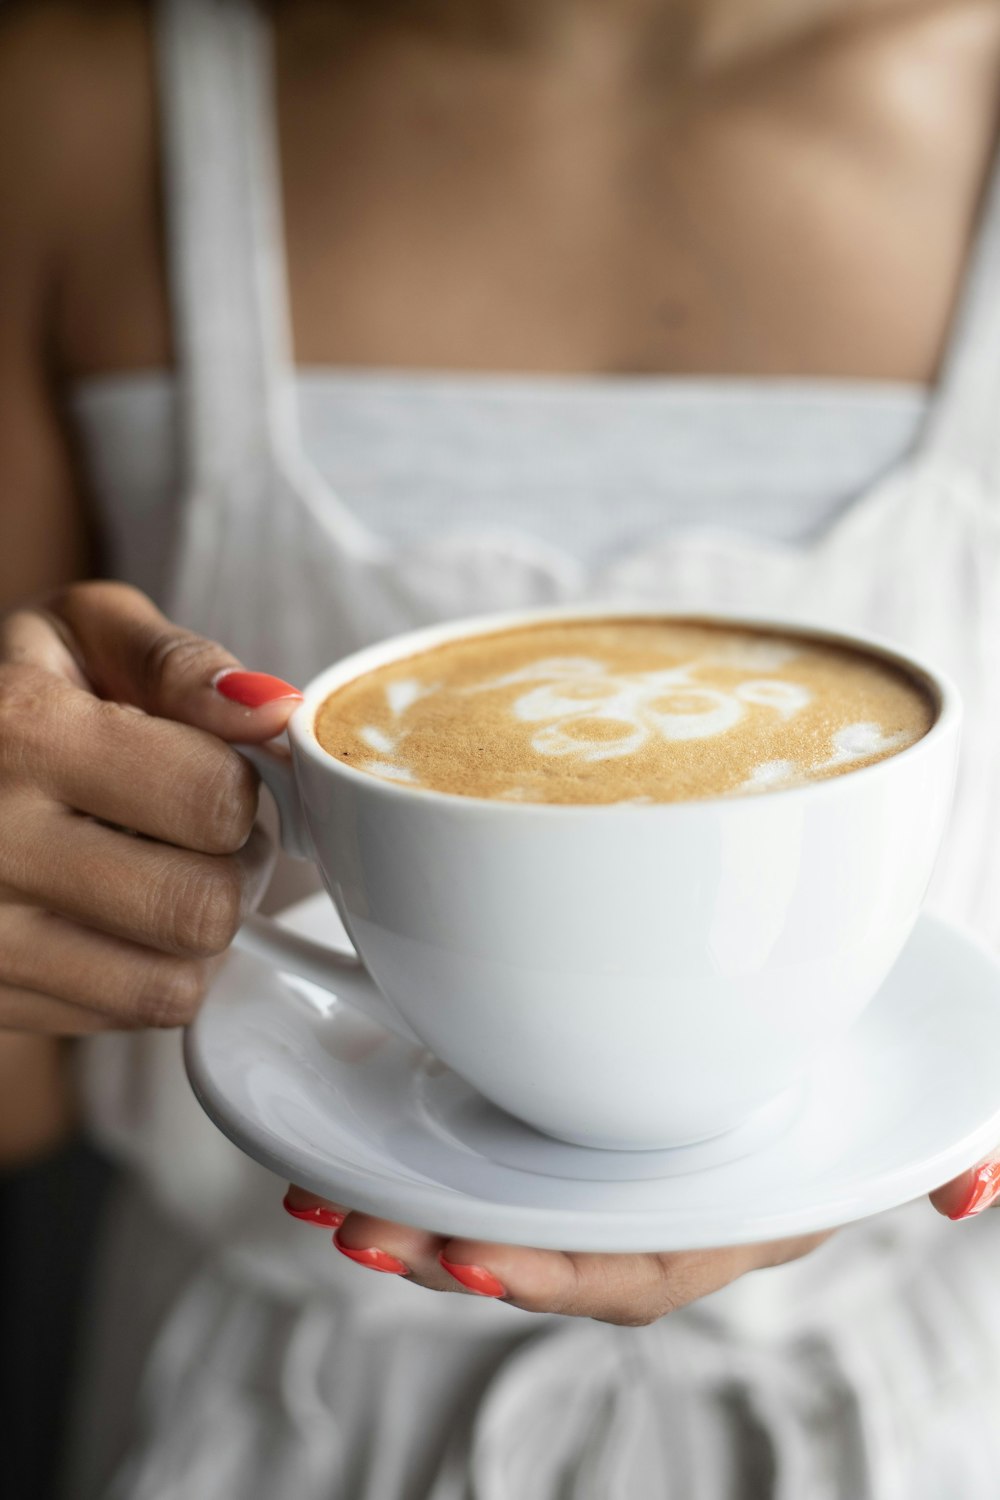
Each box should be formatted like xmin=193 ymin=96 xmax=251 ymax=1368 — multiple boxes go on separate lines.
xmin=315 ymin=620 xmax=935 ymax=804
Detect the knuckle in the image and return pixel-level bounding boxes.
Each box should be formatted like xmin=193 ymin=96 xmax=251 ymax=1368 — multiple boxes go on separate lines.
xmin=56 ymin=579 xmax=144 ymax=613
xmin=140 ymin=627 xmax=215 ymax=704
xmin=88 ymin=693 xmax=139 ymax=743
xmin=0 ymin=663 xmax=94 ymax=799
xmin=134 ymin=960 xmax=209 ymax=1028
xmin=0 ymin=664 xmax=52 ymax=768
xmin=45 ymin=581 xmax=154 ymax=652
xmin=0 ymin=660 xmax=32 ymax=710
xmin=0 ymin=799 xmax=52 ymax=898
xmin=167 ymin=864 xmax=244 ymax=957
xmin=51 ymin=581 xmax=161 ymax=644
xmin=589 ymin=1258 xmax=681 ymax=1327
xmin=199 ymin=749 xmax=258 ymax=853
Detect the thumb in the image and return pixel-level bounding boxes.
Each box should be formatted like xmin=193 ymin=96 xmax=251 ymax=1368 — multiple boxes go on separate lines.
xmin=11 ymin=581 xmax=301 ymax=743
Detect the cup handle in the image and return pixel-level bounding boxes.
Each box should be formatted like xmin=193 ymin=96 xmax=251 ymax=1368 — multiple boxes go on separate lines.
xmin=232 ymin=743 xmax=423 ymax=1047
xmin=236 ymin=741 xmax=315 ymax=861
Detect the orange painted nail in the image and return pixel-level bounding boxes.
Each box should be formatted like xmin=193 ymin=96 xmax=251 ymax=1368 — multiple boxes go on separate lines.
xmin=949 ymin=1159 xmax=1000 ymax=1220
xmin=333 ymin=1229 xmax=409 ymax=1275
xmin=282 ymin=1191 xmax=345 ymax=1229
xmin=439 ymin=1254 xmax=507 ymax=1298
xmin=213 ymin=669 xmax=302 ymax=707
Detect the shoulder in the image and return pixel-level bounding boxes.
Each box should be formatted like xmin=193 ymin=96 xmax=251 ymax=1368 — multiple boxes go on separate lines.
xmin=0 ymin=1 xmax=162 ymax=369
xmin=0 ymin=0 xmax=152 ymax=143
xmin=804 ymin=1 xmax=1000 ymax=130
xmin=735 ymin=1 xmax=1000 ymax=201
xmin=0 ymin=1 xmax=155 ymax=277
xmin=0 ymin=0 xmax=150 ymax=90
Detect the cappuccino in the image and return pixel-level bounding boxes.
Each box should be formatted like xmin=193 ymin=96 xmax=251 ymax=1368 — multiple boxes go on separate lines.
xmin=315 ymin=619 xmax=935 ymax=804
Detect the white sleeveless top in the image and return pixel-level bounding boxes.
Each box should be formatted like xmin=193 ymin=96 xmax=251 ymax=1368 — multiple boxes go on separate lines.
xmin=66 ymin=2 xmax=1000 ymax=1497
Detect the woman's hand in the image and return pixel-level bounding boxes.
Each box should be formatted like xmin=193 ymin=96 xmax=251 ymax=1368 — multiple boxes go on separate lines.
xmin=0 ymin=581 xmax=301 ymax=1034
xmin=282 ymin=1187 xmax=828 ymax=1321
xmin=282 ymin=1146 xmax=1000 ymax=1322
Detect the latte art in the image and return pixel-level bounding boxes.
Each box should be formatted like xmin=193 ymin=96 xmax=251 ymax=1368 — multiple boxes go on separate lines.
xmin=466 ymin=657 xmax=814 ymax=764
xmin=316 ymin=620 xmax=935 ymax=804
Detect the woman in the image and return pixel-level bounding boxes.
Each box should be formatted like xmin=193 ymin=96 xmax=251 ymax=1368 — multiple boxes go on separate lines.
xmin=2 ymin=0 xmax=1000 ymax=1493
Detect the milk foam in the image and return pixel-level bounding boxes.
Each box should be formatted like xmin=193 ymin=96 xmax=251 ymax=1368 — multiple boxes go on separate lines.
xmin=736 ymin=724 xmax=913 ymax=794
xmin=461 ymin=657 xmax=812 ymax=762
xmin=316 ymin=621 xmax=934 ymax=804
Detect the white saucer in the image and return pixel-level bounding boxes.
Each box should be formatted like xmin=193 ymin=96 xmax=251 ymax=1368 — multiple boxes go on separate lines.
xmin=185 ymin=895 xmax=1000 ymax=1252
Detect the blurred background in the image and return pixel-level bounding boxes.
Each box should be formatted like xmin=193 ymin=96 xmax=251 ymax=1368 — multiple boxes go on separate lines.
xmin=1 ymin=1128 xmax=114 ymax=1498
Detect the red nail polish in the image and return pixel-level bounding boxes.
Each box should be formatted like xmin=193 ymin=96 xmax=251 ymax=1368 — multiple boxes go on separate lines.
xmin=282 ymin=1191 xmax=345 ymax=1229
xmin=213 ymin=669 xmax=302 ymax=708
xmin=949 ymin=1160 xmax=1000 ymax=1220
xmin=333 ymin=1229 xmax=409 ymax=1275
xmin=439 ymin=1254 xmax=507 ymax=1298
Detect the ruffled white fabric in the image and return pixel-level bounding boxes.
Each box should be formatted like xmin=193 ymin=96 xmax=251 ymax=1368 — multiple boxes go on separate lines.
xmin=97 ymin=1205 xmax=1000 ymax=1500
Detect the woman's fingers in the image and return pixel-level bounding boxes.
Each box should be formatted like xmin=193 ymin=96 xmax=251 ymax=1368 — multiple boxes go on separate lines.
xmin=284 ymin=1187 xmax=829 ymax=1319
xmin=0 ymin=985 xmax=118 ymax=1035
xmin=2 ymin=808 xmax=274 ymax=958
xmin=428 ymin=1234 xmax=827 ymax=1320
xmin=0 ymin=904 xmax=226 ymax=1027
xmin=930 ymin=1151 xmax=1000 ymax=1219
xmin=334 ymin=1211 xmax=459 ymax=1290
xmin=284 ymin=1191 xmax=459 ymax=1293
xmin=0 ymin=668 xmax=260 ymax=853
xmin=284 ymin=1189 xmax=456 ymax=1288
xmin=15 ymin=581 xmax=299 ymax=744
xmin=290 ymin=1159 xmax=1000 ymax=1316
xmin=282 ymin=1185 xmax=351 ymax=1229
xmin=0 ymin=582 xmax=302 ymax=1038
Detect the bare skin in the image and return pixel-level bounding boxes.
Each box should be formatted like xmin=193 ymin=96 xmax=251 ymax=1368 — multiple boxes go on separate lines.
xmin=1 ymin=0 xmax=998 ymax=1317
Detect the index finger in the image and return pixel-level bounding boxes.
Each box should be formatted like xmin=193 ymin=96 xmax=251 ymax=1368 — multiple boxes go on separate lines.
xmin=3 ymin=583 xmax=299 ymax=744
xmin=53 ymin=692 xmax=260 ymax=853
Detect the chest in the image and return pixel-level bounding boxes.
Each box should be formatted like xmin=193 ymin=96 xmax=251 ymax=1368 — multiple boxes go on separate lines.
xmin=277 ymin=7 xmax=1000 ymax=381
xmin=61 ymin=2 xmax=1000 ymax=384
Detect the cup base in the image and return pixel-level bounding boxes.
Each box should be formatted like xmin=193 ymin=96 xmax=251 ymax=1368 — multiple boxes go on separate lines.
xmin=414 ymin=1067 xmax=806 ymax=1183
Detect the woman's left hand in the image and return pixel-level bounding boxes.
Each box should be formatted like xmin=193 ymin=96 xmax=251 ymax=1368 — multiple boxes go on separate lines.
xmin=283 ymin=1149 xmax=1000 ymax=1321
xmin=282 ymin=1186 xmax=829 ymax=1321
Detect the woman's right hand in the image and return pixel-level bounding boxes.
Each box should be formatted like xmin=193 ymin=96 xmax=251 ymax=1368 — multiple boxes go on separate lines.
xmin=0 ymin=581 xmax=302 ymax=1034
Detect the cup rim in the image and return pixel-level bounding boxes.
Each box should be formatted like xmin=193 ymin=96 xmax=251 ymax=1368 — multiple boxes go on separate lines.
xmin=287 ymin=603 xmax=962 ymax=815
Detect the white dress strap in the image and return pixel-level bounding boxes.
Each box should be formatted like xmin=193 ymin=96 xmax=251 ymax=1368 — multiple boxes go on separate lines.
xmin=917 ymin=135 xmax=1000 ymax=487
xmin=155 ymin=0 xmax=297 ymax=494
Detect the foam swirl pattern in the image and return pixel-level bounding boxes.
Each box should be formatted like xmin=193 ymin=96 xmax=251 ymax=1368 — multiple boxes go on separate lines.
xmin=316 ymin=620 xmax=933 ymax=804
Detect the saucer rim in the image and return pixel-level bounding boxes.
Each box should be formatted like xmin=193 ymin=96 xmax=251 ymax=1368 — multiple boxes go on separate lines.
xmin=184 ymin=909 xmax=1000 ymax=1252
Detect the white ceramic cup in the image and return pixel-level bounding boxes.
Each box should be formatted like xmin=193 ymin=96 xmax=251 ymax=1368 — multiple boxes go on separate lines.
xmin=234 ymin=606 xmax=961 ymax=1151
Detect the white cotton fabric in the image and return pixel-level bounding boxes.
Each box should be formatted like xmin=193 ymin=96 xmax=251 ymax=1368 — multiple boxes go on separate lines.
xmin=64 ymin=1 xmax=1000 ymax=1496
xmin=72 ymin=369 xmax=928 ymax=584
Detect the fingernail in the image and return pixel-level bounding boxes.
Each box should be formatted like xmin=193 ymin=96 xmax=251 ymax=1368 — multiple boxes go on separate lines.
xmin=212 ymin=668 xmax=302 ymax=708
xmin=282 ymin=1191 xmax=345 ymax=1229
xmin=333 ymin=1229 xmax=409 ymax=1275
xmin=949 ymin=1160 xmax=1000 ymax=1219
xmin=438 ymin=1254 xmax=507 ymax=1298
